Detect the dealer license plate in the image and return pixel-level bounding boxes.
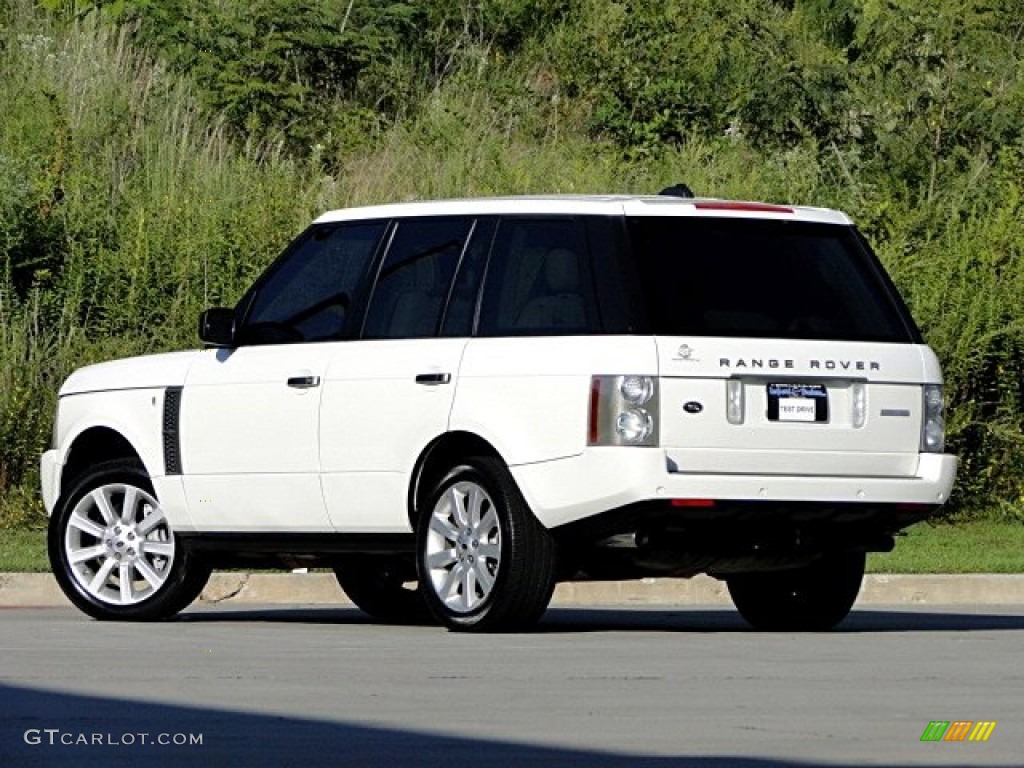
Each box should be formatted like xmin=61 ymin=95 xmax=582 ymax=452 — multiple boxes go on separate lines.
xmin=766 ymin=383 xmax=828 ymax=423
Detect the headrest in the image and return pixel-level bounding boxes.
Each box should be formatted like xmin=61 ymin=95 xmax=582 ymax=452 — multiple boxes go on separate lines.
xmin=545 ymin=249 xmax=579 ymax=292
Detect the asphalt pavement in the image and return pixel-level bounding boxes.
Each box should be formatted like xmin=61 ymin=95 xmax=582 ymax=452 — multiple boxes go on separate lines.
xmin=1 ymin=603 xmax=1022 ymax=767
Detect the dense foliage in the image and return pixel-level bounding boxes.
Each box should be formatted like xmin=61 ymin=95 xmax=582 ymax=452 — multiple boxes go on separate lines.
xmin=1 ymin=0 xmax=1021 ymax=529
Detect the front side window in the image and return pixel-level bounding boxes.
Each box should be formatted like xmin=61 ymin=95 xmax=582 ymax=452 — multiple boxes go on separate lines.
xmin=478 ymin=218 xmax=601 ymax=336
xmin=362 ymin=217 xmax=473 ymax=339
xmin=239 ymin=221 xmax=386 ymax=345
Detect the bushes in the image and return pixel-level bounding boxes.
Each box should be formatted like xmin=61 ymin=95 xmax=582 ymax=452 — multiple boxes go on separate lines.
xmin=883 ymin=145 xmax=1024 ymax=517
xmin=0 ymin=10 xmax=320 ymax=528
xmin=0 ymin=0 xmax=1021 ymax=528
xmin=554 ymin=0 xmax=852 ymax=152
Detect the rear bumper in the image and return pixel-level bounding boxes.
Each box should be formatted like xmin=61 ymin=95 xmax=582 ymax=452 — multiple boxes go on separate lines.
xmin=511 ymin=449 xmax=958 ymax=530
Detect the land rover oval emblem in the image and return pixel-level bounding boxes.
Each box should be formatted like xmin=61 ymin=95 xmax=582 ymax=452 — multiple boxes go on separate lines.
xmin=683 ymin=401 xmax=703 ymax=414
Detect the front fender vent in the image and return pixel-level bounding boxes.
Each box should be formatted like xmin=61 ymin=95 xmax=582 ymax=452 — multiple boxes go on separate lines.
xmin=163 ymin=386 xmax=183 ymax=475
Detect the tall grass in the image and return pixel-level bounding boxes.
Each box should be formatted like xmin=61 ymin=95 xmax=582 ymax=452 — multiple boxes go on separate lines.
xmin=0 ymin=4 xmax=1021 ymax=530
xmin=0 ymin=11 xmax=319 ymax=528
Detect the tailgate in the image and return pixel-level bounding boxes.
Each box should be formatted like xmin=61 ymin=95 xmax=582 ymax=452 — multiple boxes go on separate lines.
xmin=658 ymin=338 xmax=935 ymax=478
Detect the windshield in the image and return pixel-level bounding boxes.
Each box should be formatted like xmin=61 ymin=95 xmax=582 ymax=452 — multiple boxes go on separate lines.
xmin=626 ymin=217 xmax=920 ymax=343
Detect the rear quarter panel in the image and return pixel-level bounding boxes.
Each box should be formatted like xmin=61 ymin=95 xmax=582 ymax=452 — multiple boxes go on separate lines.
xmin=450 ymin=336 xmax=658 ymax=465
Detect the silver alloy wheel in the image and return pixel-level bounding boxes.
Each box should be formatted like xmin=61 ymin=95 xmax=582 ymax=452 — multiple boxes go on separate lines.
xmin=64 ymin=483 xmax=175 ymax=606
xmin=424 ymin=480 xmax=502 ymax=614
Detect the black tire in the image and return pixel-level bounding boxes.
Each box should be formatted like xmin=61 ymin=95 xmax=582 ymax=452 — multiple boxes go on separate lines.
xmin=726 ymin=551 xmax=866 ymax=631
xmin=416 ymin=456 xmax=557 ymax=632
xmin=333 ymin=557 xmax=432 ymax=624
xmin=48 ymin=459 xmax=210 ymax=621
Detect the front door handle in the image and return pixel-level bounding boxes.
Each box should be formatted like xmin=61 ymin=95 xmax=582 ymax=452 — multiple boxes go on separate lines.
xmin=287 ymin=375 xmax=321 ymax=389
xmin=415 ymin=372 xmax=451 ymax=386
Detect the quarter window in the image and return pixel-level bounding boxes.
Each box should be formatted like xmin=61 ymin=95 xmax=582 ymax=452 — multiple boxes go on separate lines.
xmin=478 ymin=218 xmax=600 ymax=336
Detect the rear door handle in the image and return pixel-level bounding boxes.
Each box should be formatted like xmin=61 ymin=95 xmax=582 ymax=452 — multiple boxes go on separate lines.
xmin=415 ymin=372 xmax=451 ymax=386
xmin=287 ymin=375 xmax=321 ymax=389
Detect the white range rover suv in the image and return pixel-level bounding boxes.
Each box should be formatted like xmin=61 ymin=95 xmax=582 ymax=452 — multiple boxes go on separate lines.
xmin=40 ymin=191 xmax=958 ymax=632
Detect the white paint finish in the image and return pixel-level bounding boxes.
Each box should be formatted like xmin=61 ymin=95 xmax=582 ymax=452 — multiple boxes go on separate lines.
xmin=39 ymin=449 xmax=59 ymax=515
xmin=313 ymin=195 xmax=851 ymax=226
xmin=656 ymin=335 xmax=931 ymax=477
xmin=48 ymin=388 xmax=194 ymax=530
xmin=917 ymin=344 xmax=945 ymax=383
xmin=510 ymin=449 xmax=665 ymax=529
xmin=452 ymin=336 xmax=657 ymax=465
xmin=182 ymin=474 xmax=331 ymax=532
xmin=55 ymin=388 xmax=167 ymax=483
xmin=513 ymin=449 xmax=959 ymax=530
xmin=656 ymin=337 xmax=938 ymax=383
xmin=319 ymin=338 xmax=467 ymax=530
xmin=621 ymin=198 xmax=850 ymax=224
xmin=315 ymin=197 xmax=630 ymax=223
xmin=182 ymin=345 xmax=332 ymax=475
xmin=450 ymin=376 xmax=588 ymax=465
xmin=319 ymin=472 xmax=412 ymax=533
xmin=661 ymin=379 xmax=923 ymax=455
xmin=59 ymin=350 xmax=197 ymax=396
xmin=181 ymin=344 xmax=335 ymax=530
xmin=319 ymin=339 xmax=467 ymax=472
xmin=665 ymin=449 xmax=919 ymax=477
xmin=150 ymin=475 xmax=195 ymax=532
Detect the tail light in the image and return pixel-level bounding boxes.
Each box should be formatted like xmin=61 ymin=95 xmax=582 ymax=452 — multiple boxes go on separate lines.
xmin=921 ymin=384 xmax=945 ymax=452
xmin=588 ymin=375 xmax=659 ymax=447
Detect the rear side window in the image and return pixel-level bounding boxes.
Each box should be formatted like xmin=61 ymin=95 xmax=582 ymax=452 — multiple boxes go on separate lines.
xmin=626 ymin=217 xmax=919 ymax=342
xmin=478 ymin=218 xmax=601 ymax=336
xmin=363 ymin=217 xmax=472 ymax=339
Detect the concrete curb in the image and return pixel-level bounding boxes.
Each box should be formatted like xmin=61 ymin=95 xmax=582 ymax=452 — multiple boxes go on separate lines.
xmin=1 ymin=572 xmax=1022 ymax=608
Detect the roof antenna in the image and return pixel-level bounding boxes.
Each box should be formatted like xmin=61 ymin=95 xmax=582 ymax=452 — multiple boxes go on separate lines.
xmin=659 ymin=183 xmax=694 ymax=198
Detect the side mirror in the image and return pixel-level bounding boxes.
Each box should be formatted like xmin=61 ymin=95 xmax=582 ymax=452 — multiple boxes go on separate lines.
xmin=198 ymin=308 xmax=237 ymax=347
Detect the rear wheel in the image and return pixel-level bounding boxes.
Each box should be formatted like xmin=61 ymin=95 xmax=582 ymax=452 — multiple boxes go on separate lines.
xmin=726 ymin=551 xmax=865 ymax=631
xmin=333 ymin=557 xmax=431 ymax=624
xmin=417 ymin=456 xmax=557 ymax=632
xmin=48 ymin=459 xmax=210 ymax=621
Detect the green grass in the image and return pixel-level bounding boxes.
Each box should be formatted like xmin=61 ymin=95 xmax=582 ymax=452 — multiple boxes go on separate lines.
xmin=868 ymin=521 xmax=1024 ymax=574
xmin=0 ymin=529 xmax=48 ymax=573
xmin=4 ymin=521 xmax=1023 ymax=574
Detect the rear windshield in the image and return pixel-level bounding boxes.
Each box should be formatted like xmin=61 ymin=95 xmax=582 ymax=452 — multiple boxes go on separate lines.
xmin=626 ymin=217 xmax=920 ymax=343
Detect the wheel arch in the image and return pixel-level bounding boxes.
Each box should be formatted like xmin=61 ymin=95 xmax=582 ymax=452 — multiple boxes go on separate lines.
xmin=61 ymin=426 xmax=150 ymax=496
xmin=54 ymin=388 xmax=174 ymax=506
xmin=408 ymin=431 xmax=508 ymax=529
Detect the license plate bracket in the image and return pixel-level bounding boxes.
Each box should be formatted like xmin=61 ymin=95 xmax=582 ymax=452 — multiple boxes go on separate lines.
xmin=766 ymin=383 xmax=828 ymax=423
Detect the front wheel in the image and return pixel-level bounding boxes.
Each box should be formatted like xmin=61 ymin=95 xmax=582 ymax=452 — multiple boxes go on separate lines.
xmin=48 ymin=459 xmax=210 ymax=621
xmin=726 ymin=551 xmax=866 ymax=631
xmin=416 ymin=457 xmax=557 ymax=632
